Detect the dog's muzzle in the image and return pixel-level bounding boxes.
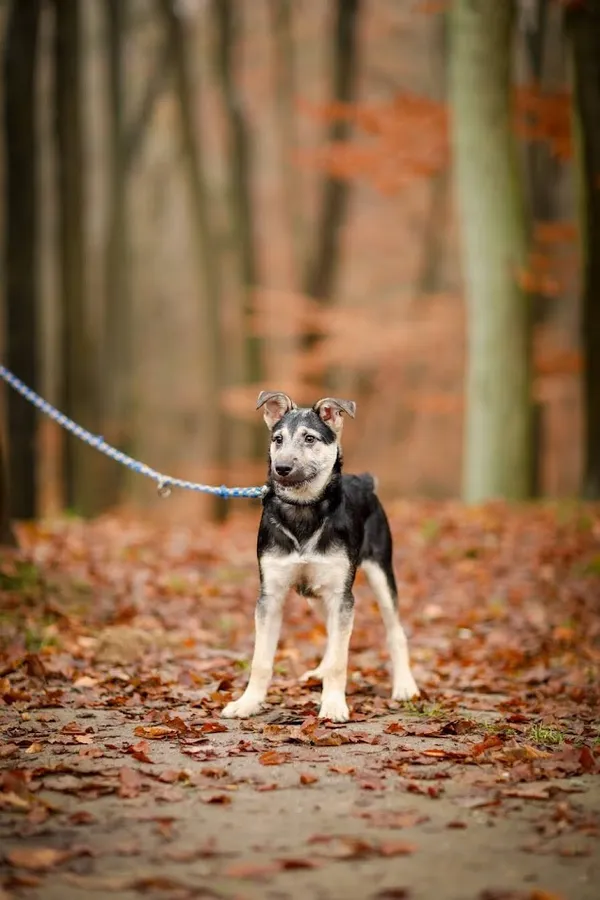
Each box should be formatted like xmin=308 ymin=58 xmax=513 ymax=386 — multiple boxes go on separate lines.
xmin=272 ymin=464 xmax=314 ymax=487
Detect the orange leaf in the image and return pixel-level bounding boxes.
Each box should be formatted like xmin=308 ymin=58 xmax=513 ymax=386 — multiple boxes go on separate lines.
xmin=258 ymin=750 xmax=290 ymax=766
xmin=299 ymin=772 xmax=319 ymax=785
xmin=7 ymin=847 xmax=70 ymax=870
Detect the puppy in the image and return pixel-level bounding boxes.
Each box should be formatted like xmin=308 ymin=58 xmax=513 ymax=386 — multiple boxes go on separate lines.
xmin=222 ymin=391 xmax=419 ymax=722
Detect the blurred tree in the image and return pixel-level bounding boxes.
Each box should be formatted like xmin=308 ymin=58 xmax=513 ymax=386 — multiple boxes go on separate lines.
xmin=568 ymin=0 xmax=600 ymax=499
xmin=451 ymin=0 xmax=532 ymax=501
xmin=213 ymin=0 xmax=263 ymax=457
xmin=102 ymin=0 xmax=131 ymax=506
xmin=158 ymin=0 xmax=227 ymax=519
xmin=303 ymin=0 xmax=361 ymax=350
xmin=0 ymin=430 xmax=15 ymax=546
xmin=3 ymin=0 xmax=42 ymax=520
xmin=517 ymin=0 xmax=563 ymax=497
xmin=54 ymin=0 xmax=103 ymax=515
xmin=519 ymin=0 xmax=563 ymax=320
xmin=267 ymin=0 xmax=304 ymax=284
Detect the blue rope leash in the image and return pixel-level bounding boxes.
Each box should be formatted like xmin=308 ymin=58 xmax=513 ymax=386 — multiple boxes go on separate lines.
xmin=0 ymin=365 xmax=266 ymax=500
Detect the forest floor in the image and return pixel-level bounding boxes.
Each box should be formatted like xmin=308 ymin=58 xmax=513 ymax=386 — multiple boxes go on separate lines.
xmin=1 ymin=501 xmax=599 ymax=900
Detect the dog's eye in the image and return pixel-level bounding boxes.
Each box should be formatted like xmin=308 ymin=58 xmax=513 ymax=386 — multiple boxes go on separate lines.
xmin=273 ymin=434 xmax=283 ymax=445
xmin=304 ymin=434 xmax=316 ymax=444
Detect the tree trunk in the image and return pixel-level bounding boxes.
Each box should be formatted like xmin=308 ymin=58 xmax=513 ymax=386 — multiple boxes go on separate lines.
xmin=0 ymin=429 xmax=15 ymax=546
xmin=213 ymin=0 xmax=263 ymax=459
xmin=3 ymin=0 xmax=42 ymax=520
xmin=302 ymin=0 xmax=360 ymax=322
xmin=450 ymin=0 xmax=532 ymax=502
xmin=102 ymin=0 xmax=131 ymax=506
xmin=54 ymin=0 xmax=102 ymax=515
xmin=158 ymin=0 xmax=227 ymax=519
xmin=568 ymin=1 xmax=600 ymax=500
xmin=267 ymin=0 xmax=304 ymax=285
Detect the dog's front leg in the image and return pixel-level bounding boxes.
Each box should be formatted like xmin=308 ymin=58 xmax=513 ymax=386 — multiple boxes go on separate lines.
xmin=221 ymin=591 xmax=284 ymax=718
xmin=318 ymin=592 xmax=355 ymax=723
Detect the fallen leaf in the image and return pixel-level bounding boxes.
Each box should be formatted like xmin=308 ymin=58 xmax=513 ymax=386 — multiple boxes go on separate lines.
xmin=203 ymin=793 xmax=232 ymax=805
xmin=70 ymin=810 xmax=96 ymax=825
xmin=200 ymin=721 xmax=229 ymax=734
xmin=118 ymin=767 xmax=143 ymax=799
xmin=455 ymin=795 xmax=501 ymax=810
xmin=502 ymin=787 xmax=551 ymax=801
xmin=133 ymin=725 xmax=177 ymax=740
xmin=7 ymin=847 xmax=70 ymax=871
xmin=378 ymin=841 xmax=417 ymax=857
xmin=259 ymin=750 xmax=290 ymax=766
xmin=127 ymin=740 xmax=154 ymax=764
xmin=299 ymin=772 xmax=319 ymax=785
xmin=384 ymin=722 xmax=406 ymax=734
xmin=0 ymin=743 xmax=19 ymax=759
xmin=224 ymin=861 xmax=281 ymax=879
xmin=472 ymin=735 xmax=504 ymax=756
xmin=278 ymin=857 xmax=320 ymax=870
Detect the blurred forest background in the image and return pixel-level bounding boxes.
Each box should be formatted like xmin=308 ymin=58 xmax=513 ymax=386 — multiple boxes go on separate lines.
xmin=0 ymin=0 xmax=599 ymax=531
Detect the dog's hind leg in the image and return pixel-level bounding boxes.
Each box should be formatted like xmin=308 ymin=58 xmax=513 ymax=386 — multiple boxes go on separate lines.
xmin=362 ymin=559 xmax=419 ymax=701
xmin=299 ymin=597 xmax=328 ymax=683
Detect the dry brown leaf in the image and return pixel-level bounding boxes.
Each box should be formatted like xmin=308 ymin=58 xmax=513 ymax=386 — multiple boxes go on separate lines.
xmin=133 ymin=725 xmax=177 ymax=740
xmin=259 ymin=750 xmax=290 ymax=766
xmin=379 ymin=841 xmax=417 ymax=857
xmin=224 ymin=861 xmax=281 ymax=879
xmin=7 ymin=847 xmax=70 ymax=871
xmin=299 ymin=772 xmax=319 ymax=785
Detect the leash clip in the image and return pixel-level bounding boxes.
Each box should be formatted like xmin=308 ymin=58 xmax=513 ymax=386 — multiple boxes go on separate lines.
xmin=157 ymin=480 xmax=172 ymax=498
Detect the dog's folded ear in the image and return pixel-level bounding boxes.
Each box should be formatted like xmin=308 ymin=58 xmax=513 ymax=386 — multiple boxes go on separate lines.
xmin=314 ymin=397 xmax=356 ymax=436
xmin=256 ymin=391 xmax=296 ymax=430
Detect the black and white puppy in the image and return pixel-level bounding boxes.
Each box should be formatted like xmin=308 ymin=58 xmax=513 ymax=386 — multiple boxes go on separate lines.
xmin=221 ymin=391 xmax=419 ymax=723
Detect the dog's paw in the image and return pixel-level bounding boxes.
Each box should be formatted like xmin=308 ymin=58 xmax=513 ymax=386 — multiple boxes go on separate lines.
xmin=221 ymin=695 xmax=264 ymax=719
xmin=299 ymin=667 xmax=324 ymax=683
xmin=318 ymin=694 xmax=350 ymax=723
xmin=392 ymin=672 xmax=420 ymax=702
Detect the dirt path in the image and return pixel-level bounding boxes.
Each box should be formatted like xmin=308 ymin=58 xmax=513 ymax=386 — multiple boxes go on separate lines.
xmin=2 ymin=703 xmax=599 ymax=900
xmin=1 ymin=504 xmax=599 ymax=899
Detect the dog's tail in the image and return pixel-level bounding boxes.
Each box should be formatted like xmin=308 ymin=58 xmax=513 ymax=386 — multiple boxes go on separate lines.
xmin=357 ymin=472 xmax=378 ymax=494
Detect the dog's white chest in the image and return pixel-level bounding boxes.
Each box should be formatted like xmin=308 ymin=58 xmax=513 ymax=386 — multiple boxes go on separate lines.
xmin=260 ymin=548 xmax=350 ymax=598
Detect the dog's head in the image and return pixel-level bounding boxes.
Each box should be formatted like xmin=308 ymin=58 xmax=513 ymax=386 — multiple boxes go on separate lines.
xmin=256 ymin=391 xmax=356 ymax=502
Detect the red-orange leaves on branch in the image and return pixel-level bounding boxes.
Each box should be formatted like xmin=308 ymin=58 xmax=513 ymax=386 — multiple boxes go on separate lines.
xmin=514 ymin=87 xmax=572 ymax=161
xmin=297 ymin=94 xmax=448 ymax=195
xmin=516 ymin=219 xmax=579 ymax=301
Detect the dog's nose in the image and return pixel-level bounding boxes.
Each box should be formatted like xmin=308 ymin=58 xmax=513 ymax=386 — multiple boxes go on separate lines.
xmin=275 ymin=463 xmax=293 ymax=477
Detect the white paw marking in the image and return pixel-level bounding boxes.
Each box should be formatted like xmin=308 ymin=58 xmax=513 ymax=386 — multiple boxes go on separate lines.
xmin=318 ymin=695 xmax=350 ymax=723
xmin=221 ymin=696 xmax=264 ymax=719
xmin=392 ymin=672 xmax=420 ymax=701
xmin=299 ymin=667 xmax=324 ymax=683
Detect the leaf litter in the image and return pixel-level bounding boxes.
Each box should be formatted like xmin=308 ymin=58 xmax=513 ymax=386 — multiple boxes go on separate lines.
xmin=1 ymin=503 xmax=599 ymax=895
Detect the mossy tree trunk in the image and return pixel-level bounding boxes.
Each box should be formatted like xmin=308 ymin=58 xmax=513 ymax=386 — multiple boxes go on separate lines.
xmin=450 ymin=0 xmax=532 ymax=502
